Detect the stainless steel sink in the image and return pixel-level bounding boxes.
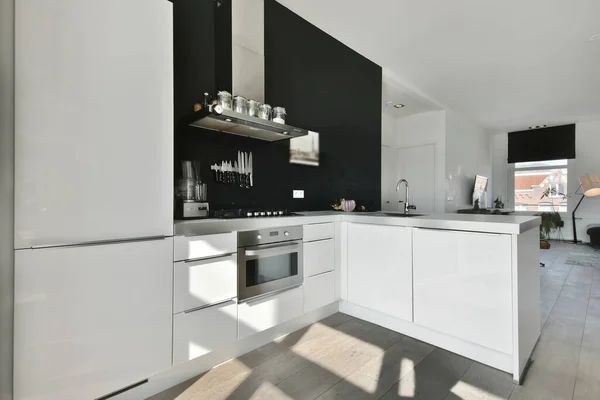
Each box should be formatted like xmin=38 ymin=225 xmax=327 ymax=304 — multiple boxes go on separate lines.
xmin=383 ymin=213 xmax=427 ymax=217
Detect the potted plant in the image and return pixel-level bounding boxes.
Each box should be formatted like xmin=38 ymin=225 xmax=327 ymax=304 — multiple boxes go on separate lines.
xmin=537 ymin=188 xmax=566 ymax=249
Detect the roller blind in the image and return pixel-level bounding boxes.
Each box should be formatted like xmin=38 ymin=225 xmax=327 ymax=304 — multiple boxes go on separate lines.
xmin=507 ymin=124 xmax=575 ymax=163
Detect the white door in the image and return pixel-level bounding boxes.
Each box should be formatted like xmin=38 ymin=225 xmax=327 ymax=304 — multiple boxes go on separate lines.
xmin=413 ymin=228 xmax=512 ymax=353
xmin=397 ymin=144 xmax=435 ymax=213
xmin=347 ymin=223 xmax=413 ymax=321
xmin=14 ymin=238 xmax=173 ymax=400
xmin=15 ymin=0 xmax=174 ymax=248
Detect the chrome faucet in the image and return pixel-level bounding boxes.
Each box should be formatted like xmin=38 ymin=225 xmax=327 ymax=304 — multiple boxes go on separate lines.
xmin=396 ymin=179 xmax=417 ymax=214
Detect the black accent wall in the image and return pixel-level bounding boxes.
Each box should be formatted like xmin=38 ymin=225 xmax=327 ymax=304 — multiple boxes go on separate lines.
xmin=174 ymin=0 xmax=382 ymax=212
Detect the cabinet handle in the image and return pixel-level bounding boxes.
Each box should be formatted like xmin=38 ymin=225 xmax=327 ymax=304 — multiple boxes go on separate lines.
xmin=31 ymin=235 xmax=168 ymax=250
xmin=241 ymin=284 xmax=302 ymax=305
xmin=183 ymin=253 xmax=236 ymax=265
xmin=184 ymin=299 xmax=236 ymax=314
xmin=95 ymin=379 xmax=148 ymax=400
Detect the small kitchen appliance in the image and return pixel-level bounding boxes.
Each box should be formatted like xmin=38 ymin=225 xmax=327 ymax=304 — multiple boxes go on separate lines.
xmin=176 ymin=160 xmax=209 ymax=219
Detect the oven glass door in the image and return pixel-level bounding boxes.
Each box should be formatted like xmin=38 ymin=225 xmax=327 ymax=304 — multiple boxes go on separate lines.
xmin=239 ymin=241 xmax=303 ymax=302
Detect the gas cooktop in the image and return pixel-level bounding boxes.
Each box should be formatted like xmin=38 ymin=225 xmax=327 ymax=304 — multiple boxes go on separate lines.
xmin=211 ymin=209 xmax=302 ymax=219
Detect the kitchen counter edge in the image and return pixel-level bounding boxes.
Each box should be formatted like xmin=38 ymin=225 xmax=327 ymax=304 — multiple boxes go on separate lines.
xmin=174 ymin=211 xmax=540 ymax=236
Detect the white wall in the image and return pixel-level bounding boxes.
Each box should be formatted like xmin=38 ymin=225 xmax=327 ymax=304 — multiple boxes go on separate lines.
xmin=381 ymin=113 xmax=398 ymax=210
xmin=491 ymin=132 xmax=512 ymax=209
xmin=0 ymin=0 xmax=14 ymax=398
xmin=445 ymin=110 xmax=491 ymax=212
xmin=491 ymin=121 xmax=600 ymax=242
xmin=395 ymin=111 xmax=446 ymax=213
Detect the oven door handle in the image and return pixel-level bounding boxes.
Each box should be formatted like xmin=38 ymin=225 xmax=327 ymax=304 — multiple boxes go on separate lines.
xmin=244 ymin=242 xmax=301 ymax=257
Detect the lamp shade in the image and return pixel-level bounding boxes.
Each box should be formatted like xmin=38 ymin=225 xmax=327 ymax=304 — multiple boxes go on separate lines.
xmin=579 ymin=174 xmax=600 ymax=197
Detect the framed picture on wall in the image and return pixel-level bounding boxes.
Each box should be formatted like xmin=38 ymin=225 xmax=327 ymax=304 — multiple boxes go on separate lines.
xmin=290 ymin=131 xmax=319 ymax=166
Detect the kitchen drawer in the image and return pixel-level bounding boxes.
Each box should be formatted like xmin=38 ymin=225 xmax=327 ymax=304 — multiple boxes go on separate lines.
xmin=303 ymin=239 xmax=334 ymax=277
xmin=304 ymin=271 xmax=335 ymax=313
xmin=238 ymin=286 xmax=303 ymax=340
xmin=173 ymin=254 xmax=237 ymax=314
xmin=174 ymin=232 xmax=236 ymax=262
xmin=173 ymin=301 xmax=238 ymax=365
xmin=303 ymin=222 xmax=334 ymax=242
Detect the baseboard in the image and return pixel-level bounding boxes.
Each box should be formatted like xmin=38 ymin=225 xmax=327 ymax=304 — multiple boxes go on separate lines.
xmin=120 ymin=302 xmax=339 ymax=400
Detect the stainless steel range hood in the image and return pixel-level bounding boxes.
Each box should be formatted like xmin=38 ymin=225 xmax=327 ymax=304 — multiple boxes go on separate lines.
xmin=189 ymin=0 xmax=309 ymax=141
xmin=190 ymin=107 xmax=308 ymax=142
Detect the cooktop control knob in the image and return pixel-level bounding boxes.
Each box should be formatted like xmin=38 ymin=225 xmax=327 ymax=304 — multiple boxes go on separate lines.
xmin=257 ymin=234 xmax=262 ymax=240
xmin=284 ymin=231 xmax=289 ymax=236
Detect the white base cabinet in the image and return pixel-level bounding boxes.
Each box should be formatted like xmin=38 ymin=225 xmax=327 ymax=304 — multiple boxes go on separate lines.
xmin=173 ymin=301 xmax=238 ymax=365
xmin=303 ymin=239 xmax=334 ymax=277
xmin=347 ymin=223 xmax=413 ymax=321
xmin=304 ymin=272 xmax=335 ymax=313
xmin=238 ymin=287 xmax=303 ymax=340
xmin=173 ymin=254 xmax=237 ymax=314
xmin=413 ymin=228 xmax=513 ymax=354
xmin=14 ymin=238 xmax=173 ymax=400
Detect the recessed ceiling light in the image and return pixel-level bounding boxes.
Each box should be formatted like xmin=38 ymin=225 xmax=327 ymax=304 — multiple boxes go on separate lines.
xmin=394 ymin=104 xmax=405 ymax=108
xmin=590 ymin=33 xmax=600 ymax=41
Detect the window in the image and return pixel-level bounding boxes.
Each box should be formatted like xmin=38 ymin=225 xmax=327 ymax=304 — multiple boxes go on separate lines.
xmin=514 ymin=159 xmax=567 ymax=212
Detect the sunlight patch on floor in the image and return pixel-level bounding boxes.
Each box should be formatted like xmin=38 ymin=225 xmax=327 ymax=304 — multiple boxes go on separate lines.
xmin=398 ymin=359 xmax=416 ymax=397
xmin=451 ymin=380 xmax=503 ymax=399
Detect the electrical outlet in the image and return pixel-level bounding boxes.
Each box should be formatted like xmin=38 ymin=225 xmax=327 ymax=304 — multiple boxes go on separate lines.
xmin=447 ymin=196 xmax=454 ymax=201
xmin=293 ymin=190 xmax=304 ymax=199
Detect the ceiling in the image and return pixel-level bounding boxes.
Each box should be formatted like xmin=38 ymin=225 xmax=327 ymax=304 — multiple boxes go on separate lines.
xmin=277 ymin=0 xmax=600 ymax=132
xmin=382 ymin=75 xmax=441 ymax=118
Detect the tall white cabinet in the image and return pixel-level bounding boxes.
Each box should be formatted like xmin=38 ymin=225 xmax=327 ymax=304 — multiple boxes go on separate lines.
xmin=347 ymin=223 xmax=413 ymax=321
xmin=14 ymin=1 xmax=174 ymax=399
xmin=14 ymin=238 xmax=173 ymax=400
xmin=14 ymin=0 xmax=174 ymax=248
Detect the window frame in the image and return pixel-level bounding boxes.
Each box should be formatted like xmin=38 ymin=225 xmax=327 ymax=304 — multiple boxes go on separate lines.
xmin=512 ymin=159 xmax=568 ymax=213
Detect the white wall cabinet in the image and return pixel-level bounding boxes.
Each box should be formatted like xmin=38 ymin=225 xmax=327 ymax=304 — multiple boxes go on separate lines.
xmin=173 ymin=301 xmax=238 ymax=365
xmin=14 ymin=0 xmax=174 ymax=248
xmin=14 ymin=238 xmax=173 ymax=400
xmin=347 ymin=223 xmax=413 ymax=321
xmin=173 ymin=254 xmax=237 ymax=314
xmin=413 ymin=228 xmax=513 ymax=354
xmin=238 ymin=287 xmax=303 ymax=340
xmin=304 ymin=271 xmax=335 ymax=313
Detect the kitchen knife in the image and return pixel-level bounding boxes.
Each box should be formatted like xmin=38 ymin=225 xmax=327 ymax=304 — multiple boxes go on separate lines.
xmin=240 ymin=153 xmax=245 ymax=187
xmin=249 ymin=152 xmax=253 ymax=187
xmin=243 ymin=152 xmax=248 ymax=188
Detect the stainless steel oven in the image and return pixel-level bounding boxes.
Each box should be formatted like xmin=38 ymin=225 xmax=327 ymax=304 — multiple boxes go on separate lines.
xmin=238 ymin=226 xmax=303 ymax=302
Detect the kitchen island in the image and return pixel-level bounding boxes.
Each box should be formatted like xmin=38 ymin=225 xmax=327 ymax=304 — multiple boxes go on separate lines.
xmin=174 ymin=211 xmax=540 ymax=384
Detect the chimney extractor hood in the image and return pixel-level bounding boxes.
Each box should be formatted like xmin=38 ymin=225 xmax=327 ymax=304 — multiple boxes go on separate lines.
xmin=190 ymin=106 xmax=308 ymax=142
xmin=188 ymin=0 xmax=309 ymax=142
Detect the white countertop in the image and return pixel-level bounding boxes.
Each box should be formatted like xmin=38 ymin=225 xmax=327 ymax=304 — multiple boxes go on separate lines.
xmin=174 ymin=211 xmax=540 ymax=236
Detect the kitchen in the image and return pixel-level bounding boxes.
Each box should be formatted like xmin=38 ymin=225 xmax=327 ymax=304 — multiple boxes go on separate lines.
xmin=3 ymin=1 xmax=544 ymax=400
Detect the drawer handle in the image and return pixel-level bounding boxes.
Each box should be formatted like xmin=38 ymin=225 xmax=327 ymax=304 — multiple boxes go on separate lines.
xmin=240 ymin=284 xmax=302 ymax=305
xmin=183 ymin=253 xmax=236 ymax=265
xmin=184 ymin=299 xmax=236 ymax=314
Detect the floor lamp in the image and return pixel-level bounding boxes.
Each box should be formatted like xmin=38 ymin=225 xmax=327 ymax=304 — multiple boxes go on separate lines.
xmin=572 ymin=173 xmax=600 ymax=244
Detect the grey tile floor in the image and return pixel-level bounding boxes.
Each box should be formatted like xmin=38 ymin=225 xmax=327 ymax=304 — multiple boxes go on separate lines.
xmin=150 ymin=241 xmax=600 ymax=400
